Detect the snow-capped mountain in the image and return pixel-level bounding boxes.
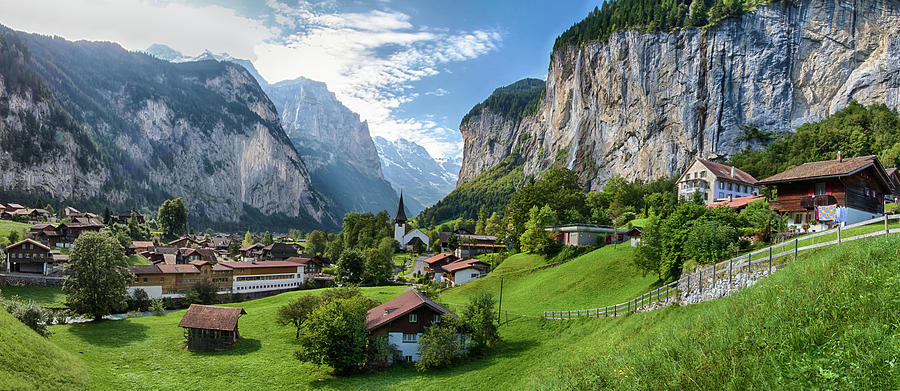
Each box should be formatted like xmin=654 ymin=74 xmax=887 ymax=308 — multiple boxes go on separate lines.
xmin=373 ymin=137 xmax=460 ymax=215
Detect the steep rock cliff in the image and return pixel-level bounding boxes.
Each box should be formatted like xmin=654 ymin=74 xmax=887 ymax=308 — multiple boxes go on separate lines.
xmin=373 ymin=137 xmax=461 ymax=214
xmin=0 ymin=27 xmax=335 ymax=230
xmin=459 ymin=0 xmax=900 ymax=190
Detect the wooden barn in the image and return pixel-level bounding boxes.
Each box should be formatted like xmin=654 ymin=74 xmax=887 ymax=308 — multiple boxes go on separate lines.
xmin=178 ymin=304 xmax=246 ymax=351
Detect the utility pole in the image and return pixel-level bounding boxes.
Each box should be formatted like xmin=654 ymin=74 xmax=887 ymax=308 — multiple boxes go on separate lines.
xmin=497 ymin=276 xmax=504 ymax=323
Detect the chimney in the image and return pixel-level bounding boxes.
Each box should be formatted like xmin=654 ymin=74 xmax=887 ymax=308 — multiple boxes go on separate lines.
xmin=730 ymin=166 xmax=735 ymax=178
xmin=837 ymin=151 xmax=842 ymax=162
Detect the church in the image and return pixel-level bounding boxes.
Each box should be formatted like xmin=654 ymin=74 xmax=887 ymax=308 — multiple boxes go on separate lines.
xmin=393 ymin=193 xmax=429 ymax=251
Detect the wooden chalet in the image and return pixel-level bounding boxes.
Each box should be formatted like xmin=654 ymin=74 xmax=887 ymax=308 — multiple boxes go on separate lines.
xmin=29 ymin=217 xmax=104 ymax=247
xmin=422 ymin=253 xmax=460 ymax=282
xmin=178 ymin=304 xmax=246 ymax=351
xmin=259 ymin=242 xmax=298 ymax=261
xmin=886 ymin=167 xmax=900 ymax=200
xmin=758 ymin=154 xmax=895 ymax=231
xmin=239 ymin=243 xmax=264 ymax=261
xmin=441 ymin=259 xmax=490 ymax=286
xmin=365 ymin=290 xmax=456 ymax=362
xmin=4 ymin=239 xmax=67 ymax=275
xmin=168 ymin=236 xmax=202 ymax=249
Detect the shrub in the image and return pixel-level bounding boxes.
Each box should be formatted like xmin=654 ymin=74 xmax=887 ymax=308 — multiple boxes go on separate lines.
xmin=149 ymin=299 xmax=166 ymax=316
xmin=416 ymin=314 xmax=467 ymax=371
xmin=131 ymin=288 xmax=150 ymax=312
xmin=2 ymin=296 xmax=53 ymax=337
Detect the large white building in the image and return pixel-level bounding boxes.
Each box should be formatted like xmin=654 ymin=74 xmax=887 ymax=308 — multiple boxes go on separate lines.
xmin=393 ymin=193 xmax=429 ymax=250
xmin=677 ymin=159 xmax=759 ymax=205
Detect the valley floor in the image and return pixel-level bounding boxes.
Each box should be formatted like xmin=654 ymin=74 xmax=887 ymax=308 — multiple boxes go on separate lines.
xmin=17 ymin=236 xmax=900 ymax=390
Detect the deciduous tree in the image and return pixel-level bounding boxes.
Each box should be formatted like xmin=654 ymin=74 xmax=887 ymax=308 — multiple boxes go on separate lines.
xmin=63 ymin=231 xmax=134 ymax=321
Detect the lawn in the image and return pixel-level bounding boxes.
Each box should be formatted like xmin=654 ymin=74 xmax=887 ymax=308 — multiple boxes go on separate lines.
xmin=0 ymin=219 xmax=30 ymax=239
xmin=0 ymin=307 xmax=87 ymax=390
xmin=127 ymin=254 xmax=149 ymax=265
xmin=439 ymin=245 xmax=657 ymax=316
xmin=0 ymin=285 xmax=66 ymax=307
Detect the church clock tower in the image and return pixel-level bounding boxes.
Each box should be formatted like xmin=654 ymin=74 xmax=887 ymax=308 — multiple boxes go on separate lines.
xmin=393 ymin=192 xmax=408 ymax=246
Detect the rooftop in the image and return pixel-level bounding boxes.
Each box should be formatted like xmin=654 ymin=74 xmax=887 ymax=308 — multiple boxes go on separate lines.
xmin=695 ymin=159 xmax=759 ymax=184
xmin=178 ymin=304 xmax=246 ymax=331
xmin=442 ymin=259 xmax=489 ymax=273
xmin=365 ymin=290 xmax=453 ymax=331
xmin=758 ymin=155 xmax=890 ymax=187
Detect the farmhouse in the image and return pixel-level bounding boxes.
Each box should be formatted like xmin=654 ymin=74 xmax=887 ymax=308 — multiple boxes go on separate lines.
xmin=29 ymin=218 xmax=104 ymax=248
xmin=129 ymin=241 xmax=155 ymax=254
xmin=116 ymin=210 xmax=145 ymax=224
xmin=366 ymin=290 xmax=456 ymax=362
xmin=758 ymin=154 xmax=894 ymax=232
xmin=677 ymin=159 xmax=759 ymax=205
xmin=178 ymin=304 xmax=246 ymax=351
xmin=4 ymin=239 xmax=67 ymax=275
xmin=423 ymin=253 xmax=459 ymax=282
xmin=239 ymin=243 xmax=264 ymax=261
xmin=453 ymin=234 xmax=504 ymax=258
xmin=258 ymin=242 xmax=298 ymax=262
xmin=441 ymin=259 xmax=490 ymax=286
xmin=544 ymin=225 xmax=634 ymax=246
xmin=128 ymin=262 xmax=233 ymax=299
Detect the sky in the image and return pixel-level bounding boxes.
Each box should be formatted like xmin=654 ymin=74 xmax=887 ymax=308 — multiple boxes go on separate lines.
xmin=0 ymin=0 xmax=599 ymax=160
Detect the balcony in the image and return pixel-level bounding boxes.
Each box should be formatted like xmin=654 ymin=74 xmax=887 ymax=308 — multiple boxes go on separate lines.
xmin=800 ymin=195 xmax=838 ymax=209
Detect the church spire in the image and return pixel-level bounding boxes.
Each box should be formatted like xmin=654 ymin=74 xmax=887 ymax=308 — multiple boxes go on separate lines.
xmin=393 ymin=192 xmax=407 ymax=224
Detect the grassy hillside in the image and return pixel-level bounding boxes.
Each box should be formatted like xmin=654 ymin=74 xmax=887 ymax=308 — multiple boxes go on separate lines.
xmin=440 ymin=245 xmax=657 ymax=315
xmin=0 ymin=309 xmax=87 ymax=390
xmin=0 ymin=286 xmax=66 ymax=307
xmin=0 ymin=219 xmax=29 ymax=238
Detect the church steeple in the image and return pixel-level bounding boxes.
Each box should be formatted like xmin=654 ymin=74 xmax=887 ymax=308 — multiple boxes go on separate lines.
xmin=393 ymin=192 xmax=408 ymax=224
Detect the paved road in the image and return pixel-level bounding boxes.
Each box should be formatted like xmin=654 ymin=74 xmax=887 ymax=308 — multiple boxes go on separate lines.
xmin=404 ymin=253 xmax=431 ymax=277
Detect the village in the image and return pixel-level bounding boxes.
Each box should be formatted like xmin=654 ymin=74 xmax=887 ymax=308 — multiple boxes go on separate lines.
xmin=2 ymin=152 xmax=898 ymax=369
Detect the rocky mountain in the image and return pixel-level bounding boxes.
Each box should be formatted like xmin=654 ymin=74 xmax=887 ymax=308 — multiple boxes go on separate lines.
xmin=0 ymin=26 xmax=336 ymax=231
xmin=145 ymin=45 xmax=400 ymax=217
xmin=373 ymin=137 xmax=460 ymax=214
xmin=458 ymin=0 xmax=900 ymax=191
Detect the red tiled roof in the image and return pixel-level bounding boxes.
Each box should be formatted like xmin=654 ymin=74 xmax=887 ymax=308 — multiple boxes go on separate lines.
xmin=758 ymin=156 xmax=890 ymax=188
xmin=442 ymin=259 xmax=490 ymax=273
xmin=423 ymin=253 xmax=458 ymax=265
xmin=708 ymin=195 xmax=765 ymax=209
xmin=5 ymin=239 xmax=51 ymax=251
xmin=178 ymin=304 xmax=246 ymax=331
xmin=157 ymin=264 xmax=200 ymax=274
xmin=131 ymin=241 xmax=154 ymax=248
xmin=693 ymin=159 xmax=758 ymax=184
xmin=284 ymin=256 xmax=324 ymax=266
xmin=365 ymin=290 xmax=454 ymax=331
xmin=219 ymin=261 xmax=300 ymax=269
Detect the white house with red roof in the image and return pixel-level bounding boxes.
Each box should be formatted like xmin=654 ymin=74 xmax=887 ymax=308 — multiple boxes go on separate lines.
xmin=441 ymin=259 xmax=490 ymax=286
xmin=677 ymin=159 xmax=759 ymax=205
xmin=366 ymin=290 xmax=456 ymax=362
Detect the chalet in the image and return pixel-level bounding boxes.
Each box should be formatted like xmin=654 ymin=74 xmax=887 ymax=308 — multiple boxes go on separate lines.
xmin=544 ymin=225 xmax=634 ymax=246
xmin=365 ymin=290 xmax=457 ymax=362
xmin=221 ymin=261 xmax=305 ymax=295
xmin=116 ymin=210 xmax=145 ymax=224
xmin=453 ymin=234 xmax=504 ymax=258
xmin=141 ymin=246 xmax=182 ymax=264
xmin=239 ymin=243 xmax=264 ymax=261
xmin=181 ymin=248 xmax=218 ymax=264
xmin=4 ymin=239 xmax=67 ymax=275
xmin=441 ymin=259 xmax=490 ymax=286
xmin=758 ymin=154 xmax=894 ymax=232
xmin=62 ymin=206 xmax=80 ymax=217
xmin=627 ymin=227 xmax=643 ymax=247
xmin=3 ymin=203 xmax=24 ymax=213
xmin=128 ymin=262 xmax=233 ymax=299
xmin=708 ymin=195 xmax=765 ymax=211
xmin=129 ymin=241 xmax=155 ymax=254
xmin=677 ymin=159 xmax=759 ymax=205
xmin=28 ymin=218 xmax=104 ymax=248
xmin=179 ymin=304 xmax=246 ymax=351
xmin=157 ymin=264 xmax=203 ymax=295
xmin=423 ymin=253 xmax=459 ymax=282
xmin=392 ymin=194 xmax=430 ymax=251
xmin=438 ymin=228 xmax=474 ymax=250
xmin=285 ymin=255 xmax=326 ymax=274
xmin=259 ymin=242 xmax=298 ymax=262
xmin=886 ymin=167 xmax=900 ymax=200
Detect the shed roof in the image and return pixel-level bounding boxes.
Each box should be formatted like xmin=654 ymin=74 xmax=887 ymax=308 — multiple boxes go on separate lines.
xmin=178 ymin=304 xmax=246 ymax=331
xmin=219 ymin=261 xmax=300 ymax=269
xmin=157 ymin=264 xmax=200 ymax=274
xmin=6 ymin=238 xmax=51 ymax=251
xmin=423 ymin=253 xmax=458 ymax=265
xmin=365 ymin=290 xmax=453 ymax=331
xmin=442 ymin=259 xmax=489 ymax=273
xmin=758 ymin=155 xmax=889 ymax=186
xmin=708 ymin=195 xmax=765 ymax=209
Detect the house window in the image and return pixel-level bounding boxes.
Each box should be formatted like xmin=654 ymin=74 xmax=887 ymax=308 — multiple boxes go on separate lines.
xmin=719 ymin=192 xmax=725 ymax=199
xmin=700 ymin=171 xmax=706 ymax=178
xmin=471 ymin=273 xmax=479 ymax=278
xmin=816 ymin=183 xmax=826 ymax=196
xmin=433 ymin=314 xmax=441 ymax=323
xmin=405 ymin=356 xmax=413 ymax=362
xmin=409 ymin=313 xmax=417 ymax=323
xmin=402 ymin=333 xmax=417 ymax=343
xmin=727 ymin=183 xmax=733 ymax=191
xmin=719 ymin=182 xmax=724 ymax=189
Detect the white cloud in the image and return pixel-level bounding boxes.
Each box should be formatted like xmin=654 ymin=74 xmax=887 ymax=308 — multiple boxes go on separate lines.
xmin=0 ymin=0 xmax=274 ymax=60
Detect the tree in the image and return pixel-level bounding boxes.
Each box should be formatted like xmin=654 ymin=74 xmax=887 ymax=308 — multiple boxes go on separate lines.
xmin=519 ymin=205 xmax=558 ymax=254
xmin=261 ymin=231 xmax=274 ymax=245
xmin=326 ymin=233 xmax=344 ymax=261
xmin=131 ymin=288 xmax=150 ymax=312
xmin=416 ymin=314 xmax=466 ymax=371
xmin=277 ymin=295 xmax=322 ymax=338
xmin=306 ymin=230 xmax=327 ymax=256
xmin=484 ymin=212 xmax=504 ymax=238
xmin=102 ymin=207 xmax=112 ymax=225
xmin=157 ymin=198 xmax=188 ymax=240
xmin=363 ymin=238 xmax=394 ymax=285
xmin=63 ymin=231 xmax=134 ymax=321
xmin=242 ymin=230 xmax=254 ymax=246
xmin=7 ymin=230 xmax=19 ymax=244
xmin=296 ymin=295 xmax=377 ymax=374
xmin=126 ymin=212 xmax=149 ymax=241
xmin=337 ymin=249 xmax=365 ymax=283
xmin=634 ymin=216 xmax=663 ymax=280
xmin=190 ymin=280 xmax=220 ymax=305
xmin=739 ymin=199 xmax=782 ymax=243
xmin=685 ymin=219 xmax=738 ymax=265
xmin=462 ymin=291 xmax=500 ymax=354
xmin=228 ymin=241 xmax=240 ymax=257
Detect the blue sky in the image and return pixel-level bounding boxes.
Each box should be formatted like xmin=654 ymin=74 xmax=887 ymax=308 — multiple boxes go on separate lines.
xmin=0 ymin=0 xmax=598 ymax=159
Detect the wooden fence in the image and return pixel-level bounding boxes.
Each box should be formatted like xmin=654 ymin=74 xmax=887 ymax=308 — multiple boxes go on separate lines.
xmin=543 ymin=214 xmax=900 ymax=320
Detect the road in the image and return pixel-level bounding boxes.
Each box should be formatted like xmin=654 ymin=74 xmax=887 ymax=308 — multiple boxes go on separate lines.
xmin=404 ymin=253 xmax=431 ymax=277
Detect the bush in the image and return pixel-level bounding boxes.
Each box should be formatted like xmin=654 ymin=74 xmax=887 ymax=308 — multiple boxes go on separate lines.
xmin=295 ymin=295 xmax=377 ymax=374
xmin=149 ymin=299 xmax=166 ymax=316
xmin=321 ymin=267 xmax=337 ymax=276
xmin=2 ymin=295 xmax=53 ymax=337
xmin=367 ymin=334 xmax=400 ymax=371
xmin=131 ymin=288 xmax=150 ymax=312
xmin=416 ymin=314 xmax=467 ymax=371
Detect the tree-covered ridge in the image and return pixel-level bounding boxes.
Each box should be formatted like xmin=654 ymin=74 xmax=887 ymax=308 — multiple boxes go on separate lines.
xmin=553 ymin=0 xmax=772 ymax=51
xmin=730 ymin=101 xmax=900 ymax=179
xmin=461 ymin=78 xmax=545 ymax=125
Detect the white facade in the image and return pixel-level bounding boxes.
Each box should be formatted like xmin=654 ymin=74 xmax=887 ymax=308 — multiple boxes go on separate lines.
xmin=394 ymin=223 xmax=406 ymax=246
xmin=786 ymin=207 xmax=883 ymax=232
xmin=232 ymin=268 xmax=305 ymax=294
xmin=127 ymin=285 xmax=163 ymax=299
xmin=678 ymin=160 xmax=759 ymax=205
xmin=395 ymin=224 xmax=430 ymax=250
xmin=386 ymin=331 xmax=422 ymax=362
xmin=452 ymin=267 xmax=484 ymax=285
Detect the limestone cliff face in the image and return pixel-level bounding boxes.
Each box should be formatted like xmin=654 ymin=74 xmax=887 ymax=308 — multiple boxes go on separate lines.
xmin=459 ymin=0 xmax=900 ymax=189
xmin=0 ymin=27 xmax=334 ymax=229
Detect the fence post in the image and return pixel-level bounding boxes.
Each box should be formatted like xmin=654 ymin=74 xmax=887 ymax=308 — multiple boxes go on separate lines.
xmin=712 ymin=263 xmax=716 ymax=283
xmin=614 ymin=304 xmax=616 ymax=317
xmin=837 ymin=224 xmax=841 ymax=244
xmin=747 ymin=253 xmax=751 ymax=283
xmin=698 ymin=268 xmax=702 ymax=293
xmin=768 ymin=247 xmax=772 ymax=274
xmin=794 ymin=238 xmax=798 ymax=261
xmin=729 ymin=259 xmax=732 ymax=285
xmin=886 ymin=214 xmax=890 ymax=235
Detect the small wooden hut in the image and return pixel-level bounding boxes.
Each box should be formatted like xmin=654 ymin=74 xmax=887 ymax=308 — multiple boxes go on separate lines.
xmin=178 ymin=304 xmax=246 ymax=351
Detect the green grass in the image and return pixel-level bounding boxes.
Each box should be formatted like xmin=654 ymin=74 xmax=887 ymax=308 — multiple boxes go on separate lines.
xmin=0 ymin=285 xmax=66 ymax=307
xmin=0 ymin=308 xmax=87 ymax=390
xmin=439 ymin=245 xmax=657 ymax=315
xmin=628 ymin=218 xmax=649 ymax=228
xmin=127 ymin=254 xmax=149 ymax=265
xmin=0 ymin=219 xmax=29 ymax=239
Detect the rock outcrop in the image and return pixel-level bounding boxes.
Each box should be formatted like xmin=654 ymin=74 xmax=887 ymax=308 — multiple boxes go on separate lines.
xmin=459 ymin=0 xmax=900 ymax=190
xmin=373 ymin=137 xmax=461 ymax=214
xmin=0 ymin=27 xmax=335 ymax=230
